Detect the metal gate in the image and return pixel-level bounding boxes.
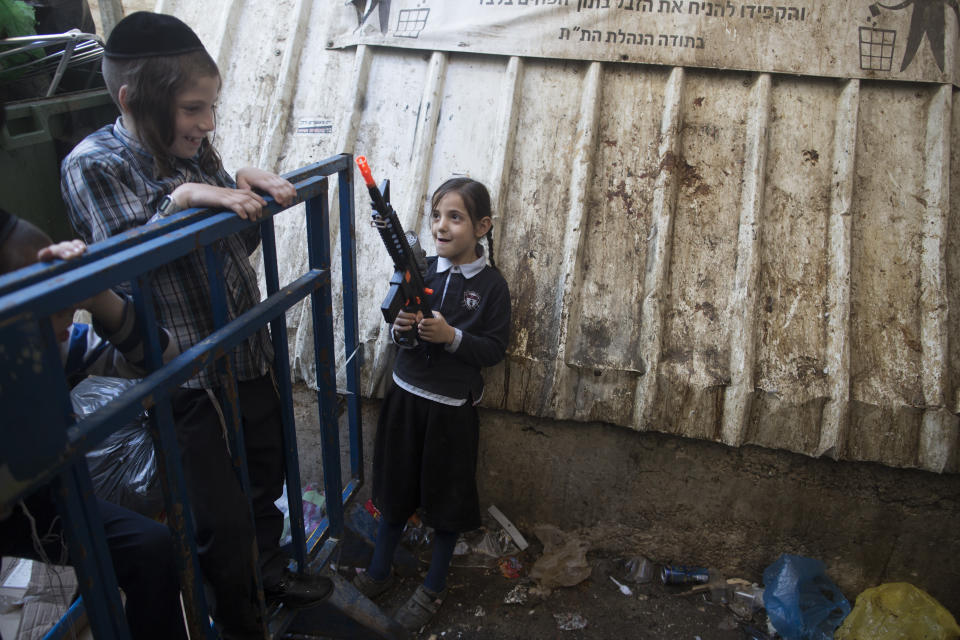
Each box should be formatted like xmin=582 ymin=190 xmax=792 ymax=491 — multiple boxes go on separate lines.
xmin=0 ymin=154 xmax=389 ymax=638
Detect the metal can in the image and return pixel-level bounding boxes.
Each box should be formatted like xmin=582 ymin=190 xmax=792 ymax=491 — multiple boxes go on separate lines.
xmin=660 ymin=565 xmax=710 ymax=585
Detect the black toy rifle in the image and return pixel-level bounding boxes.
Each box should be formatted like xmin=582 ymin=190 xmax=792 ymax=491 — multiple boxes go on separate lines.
xmin=356 ymin=156 xmax=434 ymax=331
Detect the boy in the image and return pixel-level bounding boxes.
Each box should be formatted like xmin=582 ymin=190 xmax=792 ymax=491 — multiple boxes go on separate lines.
xmin=60 ymin=12 xmax=329 ymax=638
xmin=0 ymin=209 xmax=187 ymax=640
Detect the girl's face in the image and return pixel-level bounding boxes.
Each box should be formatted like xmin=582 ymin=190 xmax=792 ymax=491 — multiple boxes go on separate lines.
xmin=168 ymin=74 xmax=219 ymax=159
xmin=431 ymin=191 xmax=490 ymax=266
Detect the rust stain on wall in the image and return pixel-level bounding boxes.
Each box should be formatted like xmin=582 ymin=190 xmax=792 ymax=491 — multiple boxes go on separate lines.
xmin=660 ymin=151 xmax=711 ymax=197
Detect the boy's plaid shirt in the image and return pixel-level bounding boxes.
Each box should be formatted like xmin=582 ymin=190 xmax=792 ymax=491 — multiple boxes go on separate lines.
xmin=61 ymin=118 xmax=274 ymax=389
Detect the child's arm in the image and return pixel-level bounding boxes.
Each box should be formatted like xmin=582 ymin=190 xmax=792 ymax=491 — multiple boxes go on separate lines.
xmin=37 ymin=240 xmax=126 ymax=334
xmin=62 ymin=155 xmax=290 ymax=240
xmin=84 ymin=295 xmax=179 ymax=377
xmin=63 ymin=305 xmax=179 ymax=380
xmin=161 ymin=169 xmax=295 ymax=220
xmin=39 ymin=240 xmax=180 ymax=377
xmin=166 ymin=182 xmax=270 ymax=221
xmin=163 ymin=170 xmax=295 ymax=255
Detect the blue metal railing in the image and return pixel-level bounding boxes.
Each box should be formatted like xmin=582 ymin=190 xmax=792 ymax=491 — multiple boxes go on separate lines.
xmin=0 ymin=154 xmax=362 ymax=639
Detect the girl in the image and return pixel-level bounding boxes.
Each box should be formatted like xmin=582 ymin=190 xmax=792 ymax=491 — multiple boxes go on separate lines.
xmin=60 ymin=12 xmax=327 ymax=639
xmin=354 ymin=178 xmax=512 ymax=632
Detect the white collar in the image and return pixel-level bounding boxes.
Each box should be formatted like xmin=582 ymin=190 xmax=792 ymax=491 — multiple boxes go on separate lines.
xmin=436 ymin=255 xmax=487 ymax=279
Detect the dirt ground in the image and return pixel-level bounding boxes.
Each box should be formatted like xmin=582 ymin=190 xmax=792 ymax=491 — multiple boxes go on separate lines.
xmin=362 ymin=558 xmax=763 ymax=640
xmin=320 ymin=507 xmax=771 ymax=640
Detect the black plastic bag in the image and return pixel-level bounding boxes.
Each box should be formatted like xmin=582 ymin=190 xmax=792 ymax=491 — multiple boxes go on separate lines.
xmin=71 ymin=376 xmax=162 ymax=518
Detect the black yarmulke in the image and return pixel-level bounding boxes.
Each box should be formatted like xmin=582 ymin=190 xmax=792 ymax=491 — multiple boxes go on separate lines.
xmin=104 ymin=11 xmax=205 ymax=59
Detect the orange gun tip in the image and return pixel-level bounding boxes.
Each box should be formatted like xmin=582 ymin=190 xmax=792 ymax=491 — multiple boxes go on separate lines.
xmin=355 ymin=156 xmax=375 ymax=186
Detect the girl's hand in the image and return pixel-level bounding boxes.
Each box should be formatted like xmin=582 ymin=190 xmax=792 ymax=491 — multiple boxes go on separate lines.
xmin=393 ymin=310 xmax=422 ymax=337
xmin=37 ymin=239 xmax=86 ymax=262
xmin=173 ymin=183 xmax=268 ymax=221
xmin=236 ymin=167 xmax=297 ymax=207
xmin=418 ymin=311 xmax=455 ymax=345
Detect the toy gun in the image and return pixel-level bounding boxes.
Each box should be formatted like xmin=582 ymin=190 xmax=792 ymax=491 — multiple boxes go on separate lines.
xmin=356 ymin=156 xmax=434 ymax=334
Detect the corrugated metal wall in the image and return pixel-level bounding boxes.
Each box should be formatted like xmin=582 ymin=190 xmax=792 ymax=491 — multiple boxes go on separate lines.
xmin=152 ymin=1 xmax=958 ymax=473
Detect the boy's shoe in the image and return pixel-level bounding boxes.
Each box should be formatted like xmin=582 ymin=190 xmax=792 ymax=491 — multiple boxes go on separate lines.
xmin=352 ymin=570 xmax=395 ymax=600
xmin=394 ymin=584 xmax=446 ymax=632
xmin=264 ymin=570 xmax=333 ymax=609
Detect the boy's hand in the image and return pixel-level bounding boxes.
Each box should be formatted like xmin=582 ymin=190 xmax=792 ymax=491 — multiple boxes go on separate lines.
xmin=37 ymin=239 xmax=86 ymax=262
xmin=418 ymin=311 xmax=455 ymax=345
xmin=236 ymin=167 xmax=297 ymax=207
xmin=173 ymin=183 xmax=268 ymax=221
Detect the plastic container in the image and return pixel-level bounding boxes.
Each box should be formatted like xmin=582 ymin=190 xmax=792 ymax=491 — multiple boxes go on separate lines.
xmin=730 ymin=584 xmax=765 ymax=618
xmin=624 ymin=556 xmax=654 ymax=584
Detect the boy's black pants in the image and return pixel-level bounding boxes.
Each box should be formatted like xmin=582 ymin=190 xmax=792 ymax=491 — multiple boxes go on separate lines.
xmin=0 ymin=487 xmax=187 ymax=640
xmin=170 ymin=373 xmax=286 ymax=639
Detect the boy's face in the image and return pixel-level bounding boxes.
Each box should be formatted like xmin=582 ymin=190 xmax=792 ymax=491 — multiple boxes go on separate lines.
xmin=169 ymin=74 xmax=220 ymax=159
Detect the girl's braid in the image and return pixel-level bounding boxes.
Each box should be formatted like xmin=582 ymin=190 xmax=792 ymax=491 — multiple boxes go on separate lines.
xmin=485 ymin=226 xmax=496 ymax=269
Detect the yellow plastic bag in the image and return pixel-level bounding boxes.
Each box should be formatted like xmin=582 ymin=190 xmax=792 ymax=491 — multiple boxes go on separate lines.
xmin=835 ymin=582 xmax=960 ymax=640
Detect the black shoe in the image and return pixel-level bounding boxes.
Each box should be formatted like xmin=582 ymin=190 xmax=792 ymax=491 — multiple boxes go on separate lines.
xmin=265 ymin=571 xmax=334 ymax=610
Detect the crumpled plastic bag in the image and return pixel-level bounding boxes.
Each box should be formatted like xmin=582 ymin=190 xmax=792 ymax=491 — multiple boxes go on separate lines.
xmin=275 ymin=483 xmax=326 ymax=546
xmin=452 ymin=526 xmax=521 ymax=568
xmin=834 ymin=582 xmax=960 ymax=640
xmin=529 ymin=524 xmax=591 ymax=595
xmin=763 ymin=554 xmax=851 ymax=640
xmin=72 ymin=376 xmax=162 ymax=518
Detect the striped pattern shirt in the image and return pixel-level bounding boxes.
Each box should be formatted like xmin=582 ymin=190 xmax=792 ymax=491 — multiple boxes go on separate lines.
xmin=61 ymin=118 xmax=273 ymax=389
xmin=62 ymin=294 xmax=179 ymax=382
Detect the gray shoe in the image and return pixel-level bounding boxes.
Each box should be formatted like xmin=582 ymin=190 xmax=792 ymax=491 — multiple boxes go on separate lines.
xmin=394 ymin=584 xmax=446 ymax=632
xmin=352 ymin=570 xmax=395 ymax=600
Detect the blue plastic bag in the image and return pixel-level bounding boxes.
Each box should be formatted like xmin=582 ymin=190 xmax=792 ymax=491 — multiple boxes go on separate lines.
xmin=763 ymin=554 xmax=852 ymax=640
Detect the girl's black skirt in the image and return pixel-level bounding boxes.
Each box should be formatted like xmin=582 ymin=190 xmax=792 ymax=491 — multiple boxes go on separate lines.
xmin=372 ymin=383 xmax=481 ymax=532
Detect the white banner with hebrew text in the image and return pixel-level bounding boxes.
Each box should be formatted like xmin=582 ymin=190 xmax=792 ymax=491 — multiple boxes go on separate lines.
xmin=333 ymin=0 xmax=959 ymax=86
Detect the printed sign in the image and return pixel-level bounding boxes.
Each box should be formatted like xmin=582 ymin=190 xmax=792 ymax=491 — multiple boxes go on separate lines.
xmin=334 ymin=0 xmax=959 ymax=86
xmin=296 ymin=117 xmax=334 ymax=135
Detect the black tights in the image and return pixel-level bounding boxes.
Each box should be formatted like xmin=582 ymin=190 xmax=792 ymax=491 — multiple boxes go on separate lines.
xmin=367 ymin=518 xmax=458 ymax=592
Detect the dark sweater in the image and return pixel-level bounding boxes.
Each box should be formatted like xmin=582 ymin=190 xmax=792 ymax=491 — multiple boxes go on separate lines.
xmin=393 ymin=256 xmax=511 ymax=404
